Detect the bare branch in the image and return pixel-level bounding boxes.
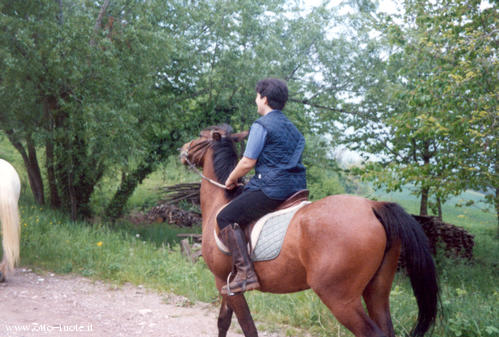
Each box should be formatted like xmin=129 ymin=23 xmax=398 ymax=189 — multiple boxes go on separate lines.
xmin=55 ymin=0 xmax=63 ymax=25
xmin=288 ymin=97 xmax=356 ymax=115
xmin=284 ymin=64 xmax=302 ymax=81
xmin=94 ymin=0 xmax=111 ymax=33
xmin=91 ymin=0 xmax=111 ymax=46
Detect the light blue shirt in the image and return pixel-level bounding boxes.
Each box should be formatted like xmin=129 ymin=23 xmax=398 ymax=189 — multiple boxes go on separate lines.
xmin=243 ymin=123 xmax=267 ymax=159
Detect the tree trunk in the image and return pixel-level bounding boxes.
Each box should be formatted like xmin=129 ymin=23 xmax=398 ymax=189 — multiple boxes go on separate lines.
xmin=495 ymin=187 xmax=499 ymax=238
xmin=74 ymin=166 xmax=104 ymax=220
xmin=43 ymin=98 xmax=61 ymax=208
xmin=6 ymin=131 xmax=45 ymax=205
xmin=495 ymin=147 xmax=499 ymax=238
xmin=105 ymin=134 xmax=178 ymax=220
xmin=105 ymin=163 xmax=155 ymax=220
xmin=420 ymin=141 xmax=431 ymax=216
xmin=420 ymin=186 xmax=429 ymax=216
xmin=26 ymin=135 xmax=45 ymax=204
xmin=55 ymin=0 xmax=63 ymax=25
xmin=69 ymin=125 xmax=103 ymax=220
xmin=68 ymin=171 xmax=78 ymax=221
xmin=45 ymin=137 xmax=61 ymax=208
xmin=436 ymin=194 xmax=442 ymax=220
xmin=90 ymin=0 xmax=111 ymax=46
xmin=60 ymin=148 xmax=103 ymax=221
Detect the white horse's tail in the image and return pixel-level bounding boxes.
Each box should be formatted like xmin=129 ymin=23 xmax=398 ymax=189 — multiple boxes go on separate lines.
xmin=0 ymin=159 xmax=21 ymax=274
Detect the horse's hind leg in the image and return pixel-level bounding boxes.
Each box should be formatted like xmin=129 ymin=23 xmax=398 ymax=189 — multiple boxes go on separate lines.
xmin=217 ymin=296 xmax=233 ymax=337
xmin=314 ymin=289 xmax=386 ymax=337
xmin=312 ymin=281 xmax=386 ymax=337
xmin=362 ymin=243 xmax=400 ymax=337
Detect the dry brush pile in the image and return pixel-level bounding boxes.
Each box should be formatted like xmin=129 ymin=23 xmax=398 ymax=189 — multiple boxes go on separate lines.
xmin=413 ymin=215 xmax=474 ymax=260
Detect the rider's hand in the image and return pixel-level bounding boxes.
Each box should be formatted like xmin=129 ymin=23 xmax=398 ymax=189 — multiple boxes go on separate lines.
xmin=225 ymin=176 xmax=238 ymax=190
xmin=224 ymin=156 xmax=255 ymax=190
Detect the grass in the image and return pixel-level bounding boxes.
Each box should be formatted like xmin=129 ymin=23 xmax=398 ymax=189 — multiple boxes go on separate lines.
xmin=371 ymin=187 xmax=494 ymax=231
xmin=2 ymin=134 xmax=498 ymax=336
xmin=19 ymin=199 xmax=217 ymax=302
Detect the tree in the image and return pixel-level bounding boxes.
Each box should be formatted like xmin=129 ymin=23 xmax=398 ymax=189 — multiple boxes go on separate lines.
xmin=104 ymin=0 xmax=337 ymax=218
xmin=327 ymin=0 xmax=497 ymax=224
xmin=0 ymin=0 xmax=176 ymax=219
xmin=423 ymin=0 xmax=498 ymax=229
xmin=1 ymin=0 xmax=336 ymax=220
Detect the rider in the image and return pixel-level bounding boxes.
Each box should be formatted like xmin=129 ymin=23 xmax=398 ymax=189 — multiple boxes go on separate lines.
xmin=217 ymin=78 xmax=307 ymax=295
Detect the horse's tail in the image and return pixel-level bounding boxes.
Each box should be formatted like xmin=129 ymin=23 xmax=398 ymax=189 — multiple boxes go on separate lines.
xmin=372 ymin=202 xmax=438 ymax=337
xmin=0 ymin=162 xmax=21 ymax=274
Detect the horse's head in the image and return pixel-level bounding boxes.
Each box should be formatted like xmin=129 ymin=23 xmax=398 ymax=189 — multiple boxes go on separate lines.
xmin=180 ymin=124 xmax=248 ymax=168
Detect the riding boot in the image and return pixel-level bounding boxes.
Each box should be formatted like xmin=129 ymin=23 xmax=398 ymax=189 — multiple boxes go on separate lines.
xmin=219 ymin=223 xmax=260 ymax=295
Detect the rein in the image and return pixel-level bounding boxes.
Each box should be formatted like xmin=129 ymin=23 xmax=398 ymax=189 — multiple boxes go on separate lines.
xmin=181 ymin=141 xmax=230 ymax=190
xmin=183 ymin=154 xmax=229 ymax=189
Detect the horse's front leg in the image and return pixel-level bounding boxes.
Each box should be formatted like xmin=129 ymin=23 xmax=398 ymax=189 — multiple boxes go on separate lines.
xmin=215 ymin=276 xmax=258 ymax=337
xmin=217 ymin=295 xmax=233 ymax=337
xmin=226 ymin=293 xmax=258 ymax=337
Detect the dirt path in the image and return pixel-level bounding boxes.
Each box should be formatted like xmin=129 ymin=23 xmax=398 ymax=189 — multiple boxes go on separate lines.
xmin=0 ymin=269 xmax=284 ymax=337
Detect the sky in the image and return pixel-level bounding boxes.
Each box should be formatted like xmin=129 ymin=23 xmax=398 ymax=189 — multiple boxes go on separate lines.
xmin=304 ymin=0 xmax=493 ymax=15
xmin=303 ymin=0 xmax=400 ymax=14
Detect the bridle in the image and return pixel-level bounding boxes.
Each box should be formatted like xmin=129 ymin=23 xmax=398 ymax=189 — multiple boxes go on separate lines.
xmin=180 ymin=140 xmax=229 ymax=190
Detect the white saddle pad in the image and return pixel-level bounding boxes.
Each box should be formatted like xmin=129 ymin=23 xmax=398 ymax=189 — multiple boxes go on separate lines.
xmin=214 ymin=201 xmax=311 ymax=261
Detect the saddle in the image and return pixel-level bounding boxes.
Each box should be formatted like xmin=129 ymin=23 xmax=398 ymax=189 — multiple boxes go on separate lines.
xmin=275 ymin=189 xmax=309 ymax=211
xmin=243 ymin=189 xmax=309 ymax=236
xmin=215 ymin=190 xmax=310 ymax=260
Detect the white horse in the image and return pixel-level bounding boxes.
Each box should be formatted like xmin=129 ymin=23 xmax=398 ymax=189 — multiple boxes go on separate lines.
xmin=0 ymin=159 xmax=21 ymax=282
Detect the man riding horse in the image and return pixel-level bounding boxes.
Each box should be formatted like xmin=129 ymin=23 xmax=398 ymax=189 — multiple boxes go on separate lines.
xmin=180 ymin=84 xmax=438 ymax=336
xmin=217 ymin=78 xmax=307 ymax=295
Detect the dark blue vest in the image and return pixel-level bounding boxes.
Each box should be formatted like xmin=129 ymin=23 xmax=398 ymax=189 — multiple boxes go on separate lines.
xmin=245 ymin=110 xmax=307 ymax=200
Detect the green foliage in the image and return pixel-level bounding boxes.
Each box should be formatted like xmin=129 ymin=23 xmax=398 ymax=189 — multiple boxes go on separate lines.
xmin=0 ymin=0 xmax=337 ymax=220
xmin=2 ymin=0 xmax=496 ymax=231
xmin=336 ymin=0 xmax=498 ymax=225
xmin=307 ymin=165 xmax=345 ymax=200
xmin=0 ymin=134 xmax=22 ymax=169
xmin=0 ymin=0 xmax=183 ymax=217
xmin=302 ymin=134 xmax=346 ymax=199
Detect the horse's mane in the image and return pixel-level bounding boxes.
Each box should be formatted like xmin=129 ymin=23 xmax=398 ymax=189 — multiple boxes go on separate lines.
xmin=207 ymin=125 xmax=245 ymax=200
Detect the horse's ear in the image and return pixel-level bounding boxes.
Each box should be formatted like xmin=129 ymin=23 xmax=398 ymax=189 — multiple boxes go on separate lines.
xmin=231 ymin=131 xmax=249 ymax=143
xmin=200 ymin=130 xmax=211 ymax=138
xmin=211 ymin=131 xmax=222 ymax=141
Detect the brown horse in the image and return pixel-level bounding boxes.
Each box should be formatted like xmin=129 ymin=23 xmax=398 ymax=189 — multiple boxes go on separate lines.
xmin=180 ymin=125 xmax=438 ymax=337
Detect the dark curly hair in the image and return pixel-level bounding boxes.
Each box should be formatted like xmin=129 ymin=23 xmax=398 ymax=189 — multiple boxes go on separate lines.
xmin=255 ymin=78 xmax=288 ymax=110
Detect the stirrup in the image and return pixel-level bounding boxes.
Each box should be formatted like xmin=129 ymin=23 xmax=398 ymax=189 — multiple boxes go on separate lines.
xmin=225 ymin=271 xmax=235 ymax=296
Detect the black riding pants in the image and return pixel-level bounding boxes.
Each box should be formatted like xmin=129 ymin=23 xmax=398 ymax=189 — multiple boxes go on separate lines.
xmin=217 ymin=190 xmax=284 ymax=230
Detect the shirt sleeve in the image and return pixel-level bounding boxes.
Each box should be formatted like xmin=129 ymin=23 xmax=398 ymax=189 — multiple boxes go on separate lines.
xmin=243 ymin=123 xmax=267 ymax=159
